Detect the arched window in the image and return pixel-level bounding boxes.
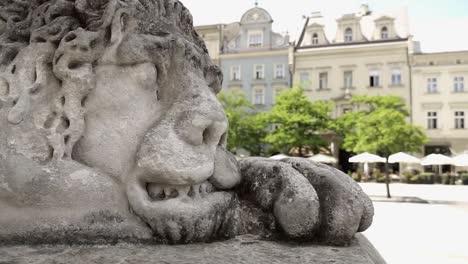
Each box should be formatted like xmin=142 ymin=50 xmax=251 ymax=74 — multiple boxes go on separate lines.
xmin=344 ymin=28 xmax=353 ymax=42
xmin=312 ymin=33 xmax=319 ymax=45
xmin=381 ymin=26 xmax=389 ymax=39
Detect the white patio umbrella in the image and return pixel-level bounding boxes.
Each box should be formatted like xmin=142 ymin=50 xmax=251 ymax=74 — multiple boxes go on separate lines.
xmin=349 ymin=152 xmax=386 ymax=177
xmin=308 ymin=154 xmax=337 ymax=164
xmin=389 ymin=152 xmax=421 ymax=178
xmin=421 ymin=154 xmax=454 ymax=177
xmin=349 ymin=152 xmax=386 ymax=163
xmin=420 ymin=154 xmax=453 ymax=166
xmin=452 ymin=153 xmax=468 ymax=167
xmin=388 ymin=152 xmax=421 ymax=164
xmin=269 ymin=154 xmax=290 ymax=160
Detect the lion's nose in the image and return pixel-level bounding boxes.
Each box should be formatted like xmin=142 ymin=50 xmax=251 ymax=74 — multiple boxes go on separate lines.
xmin=178 ymin=102 xmax=228 ymax=148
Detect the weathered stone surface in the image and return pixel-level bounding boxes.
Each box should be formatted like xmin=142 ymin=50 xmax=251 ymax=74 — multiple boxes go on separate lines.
xmin=0 ymin=234 xmax=386 ymax=264
xmin=238 ymin=158 xmax=320 ymax=239
xmin=283 ymin=158 xmax=374 ymax=245
xmin=0 ymin=0 xmax=374 ymax=250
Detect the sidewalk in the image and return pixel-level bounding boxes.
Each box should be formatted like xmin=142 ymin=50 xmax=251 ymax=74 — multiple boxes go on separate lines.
xmin=359 ymin=183 xmax=468 ymax=203
xmin=360 ymin=183 xmax=468 ymax=264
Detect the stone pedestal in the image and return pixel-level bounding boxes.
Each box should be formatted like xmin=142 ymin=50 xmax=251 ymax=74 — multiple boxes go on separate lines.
xmin=0 ymin=234 xmax=385 ymax=264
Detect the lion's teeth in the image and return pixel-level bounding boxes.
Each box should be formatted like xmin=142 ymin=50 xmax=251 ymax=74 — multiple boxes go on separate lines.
xmin=147 ymin=184 xmax=163 ymax=199
xmin=205 ymin=182 xmax=213 ymax=193
xmin=192 ymin=184 xmax=201 ymax=198
xmin=177 ymin=186 xmax=190 ymax=197
xmin=200 ymin=183 xmax=207 ymax=194
xmin=148 ymin=181 xmax=214 ymax=200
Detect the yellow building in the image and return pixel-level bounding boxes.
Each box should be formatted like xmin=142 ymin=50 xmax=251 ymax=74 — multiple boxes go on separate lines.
xmin=411 ymin=51 xmax=468 ymax=156
xmin=294 ymin=12 xmax=413 ymax=119
xmin=194 ymin=24 xmax=224 ymax=65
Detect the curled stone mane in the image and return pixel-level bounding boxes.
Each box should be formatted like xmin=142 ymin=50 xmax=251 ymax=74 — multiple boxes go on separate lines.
xmin=0 ymin=0 xmax=214 ymax=162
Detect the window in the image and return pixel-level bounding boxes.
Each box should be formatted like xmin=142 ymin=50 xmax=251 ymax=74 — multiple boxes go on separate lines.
xmin=427 ymin=78 xmax=438 ymax=93
xmin=248 ymin=32 xmax=263 ymax=48
xmin=381 ymin=27 xmax=389 ymax=39
xmin=273 ymin=87 xmax=285 ymax=102
xmin=253 ymin=87 xmax=265 ymax=105
xmin=312 ymin=33 xmax=319 ymax=45
xmin=231 ymin=65 xmax=241 ymax=81
xmin=369 ymin=70 xmax=380 ymax=87
xmin=319 ymin=72 xmax=328 ymax=90
xmin=344 ymin=28 xmax=353 ymax=42
xmin=455 ymin=111 xmax=465 ymax=129
xmin=454 ymin=76 xmax=465 ymax=92
xmin=427 ymin=112 xmax=438 ymax=129
xmin=275 ymin=64 xmax=285 ymax=79
xmin=391 ymin=68 xmax=402 ymax=86
xmin=344 ymin=71 xmax=353 ymax=88
xmin=254 ymin=64 xmax=264 ymax=80
xmin=300 ymin=72 xmax=310 ymax=88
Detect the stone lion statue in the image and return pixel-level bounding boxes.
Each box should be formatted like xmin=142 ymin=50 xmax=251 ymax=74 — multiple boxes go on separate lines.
xmin=0 ymin=0 xmax=373 ymax=246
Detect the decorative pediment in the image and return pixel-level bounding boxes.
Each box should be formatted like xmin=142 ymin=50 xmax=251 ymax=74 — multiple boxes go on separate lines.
xmin=240 ymin=7 xmax=273 ymax=25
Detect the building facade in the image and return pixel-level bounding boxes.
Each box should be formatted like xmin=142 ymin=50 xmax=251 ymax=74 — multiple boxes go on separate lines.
xmin=196 ymin=4 xmax=468 ymax=161
xmin=411 ymin=51 xmax=468 ymax=156
xmin=196 ymin=5 xmax=292 ymax=111
xmin=294 ymin=12 xmax=412 ymax=118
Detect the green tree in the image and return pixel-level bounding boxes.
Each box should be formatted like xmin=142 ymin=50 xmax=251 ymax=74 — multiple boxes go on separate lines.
xmin=336 ymin=95 xmax=427 ymax=198
xmin=217 ymin=90 xmax=267 ymax=156
xmin=263 ymin=87 xmax=333 ymax=157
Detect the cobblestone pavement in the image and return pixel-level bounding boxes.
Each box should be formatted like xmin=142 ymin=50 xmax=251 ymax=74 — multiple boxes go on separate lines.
xmin=360 ymin=183 xmax=468 ymax=264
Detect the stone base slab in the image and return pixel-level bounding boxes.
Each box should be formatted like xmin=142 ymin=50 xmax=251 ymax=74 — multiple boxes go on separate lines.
xmin=0 ymin=234 xmax=385 ymax=264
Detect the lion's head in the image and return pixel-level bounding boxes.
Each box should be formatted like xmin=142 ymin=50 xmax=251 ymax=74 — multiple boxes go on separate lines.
xmin=0 ymin=0 xmax=241 ymax=243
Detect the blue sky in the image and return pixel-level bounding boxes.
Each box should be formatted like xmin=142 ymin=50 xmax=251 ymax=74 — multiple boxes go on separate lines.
xmin=181 ymin=0 xmax=468 ymax=52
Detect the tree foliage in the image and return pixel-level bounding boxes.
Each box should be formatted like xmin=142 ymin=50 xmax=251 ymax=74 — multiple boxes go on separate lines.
xmin=335 ymin=95 xmax=427 ymax=198
xmin=336 ymin=95 xmax=427 ymax=156
xmin=217 ymin=90 xmax=267 ymax=156
xmin=263 ymin=87 xmax=333 ymax=156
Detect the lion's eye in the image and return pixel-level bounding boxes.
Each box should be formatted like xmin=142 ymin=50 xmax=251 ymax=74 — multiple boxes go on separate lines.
xmin=204 ymin=66 xmax=223 ymax=94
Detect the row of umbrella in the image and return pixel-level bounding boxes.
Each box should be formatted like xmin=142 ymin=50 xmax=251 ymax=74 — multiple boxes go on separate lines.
xmin=270 ymin=152 xmax=468 ymax=167
xmin=349 ymin=152 xmax=468 ymax=167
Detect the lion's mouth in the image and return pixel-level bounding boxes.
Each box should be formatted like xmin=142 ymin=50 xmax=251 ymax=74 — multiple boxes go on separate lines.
xmin=127 ymin=177 xmax=238 ymax=243
xmin=146 ymin=181 xmax=217 ymax=201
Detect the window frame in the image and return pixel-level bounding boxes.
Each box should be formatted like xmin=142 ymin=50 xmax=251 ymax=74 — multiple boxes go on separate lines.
xmin=427 ymin=77 xmax=438 ymax=93
xmin=391 ymin=68 xmax=402 ymax=86
xmin=427 ymin=111 xmax=438 ymax=130
xmin=312 ymin=33 xmax=319 ymax=45
xmin=381 ymin=26 xmax=389 ymax=39
xmin=455 ymin=111 xmax=465 ymax=129
xmin=369 ymin=70 xmax=381 ymax=87
xmin=253 ymin=64 xmax=265 ymax=80
xmin=231 ymin=65 xmax=241 ymax=81
xmin=343 ymin=71 xmax=353 ymax=88
xmin=454 ymin=76 xmax=465 ymax=93
xmin=319 ymin=72 xmax=328 ymax=90
xmin=248 ymin=31 xmax=264 ymax=48
xmin=344 ymin=28 xmax=353 ymax=42
xmin=299 ymin=72 xmax=311 ymax=89
xmin=274 ymin=64 xmax=285 ymax=79
xmin=253 ymin=86 xmax=265 ymax=105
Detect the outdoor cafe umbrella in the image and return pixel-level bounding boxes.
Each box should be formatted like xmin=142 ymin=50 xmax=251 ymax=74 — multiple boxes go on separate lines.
xmin=349 ymin=152 xmax=386 ymax=176
xmin=269 ymin=154 xmax=290 ymax=160
xmin=388 ymin=152 xmax=421 ymax=176
xmin=420 ymin=154 xmax=453 ymax=166
xmin=452 ymin=153 xmax=468 ymax=167
xmin=421 ymin=154 xmax=454 ymax=176
xmin=388 ymin=152 xmax=421 ymax=164
xmin=308 ymin=154 xmax=337 ymax=164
